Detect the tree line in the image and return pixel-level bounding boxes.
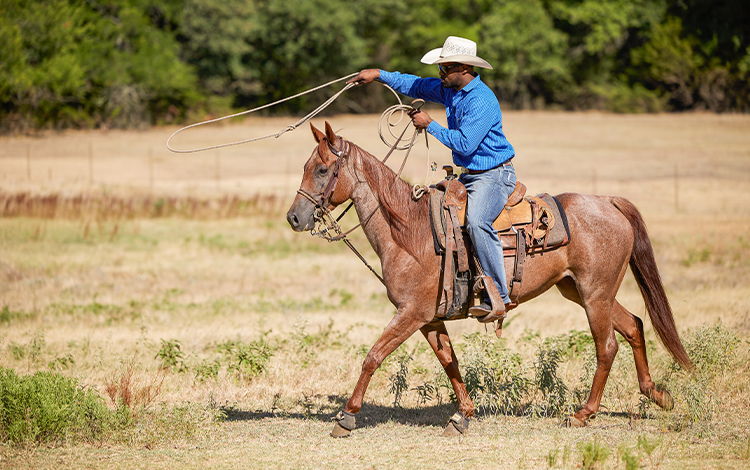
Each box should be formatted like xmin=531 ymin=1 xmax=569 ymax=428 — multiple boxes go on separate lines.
xmin=1 ymin=0 xmax=748 ymax=132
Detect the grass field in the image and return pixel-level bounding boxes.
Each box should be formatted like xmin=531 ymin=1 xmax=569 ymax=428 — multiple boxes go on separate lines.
xmin=1 ymin=111 xmax=750 ymax=469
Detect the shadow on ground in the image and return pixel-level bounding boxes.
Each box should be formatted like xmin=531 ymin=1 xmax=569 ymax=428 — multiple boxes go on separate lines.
xmin=221 ymin=395 xmax=461 ymax=429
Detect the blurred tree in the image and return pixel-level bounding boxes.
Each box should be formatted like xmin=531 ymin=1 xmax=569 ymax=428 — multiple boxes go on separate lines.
xmin=181 ymin=0 xmax=367 ymax=113
xmin=0 ymin=0 xmax=198 ymax=131
xmin=479 ymin=0 xmax=571 ymax=109
xmin=629 ymin=0 xmax=750 ymax=111
xmin=2 ymin=0 xmax=749 ymax=132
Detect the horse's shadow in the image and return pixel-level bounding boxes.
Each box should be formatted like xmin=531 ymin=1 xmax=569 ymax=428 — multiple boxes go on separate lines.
xmin=221 ymin=396 xmax=643 ymax=429
xmin=221 ymin=394 xmax=462 ymax=429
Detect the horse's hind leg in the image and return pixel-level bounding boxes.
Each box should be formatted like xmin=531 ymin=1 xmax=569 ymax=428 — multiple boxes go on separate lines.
xmin=612 ymin=301 xmax=674 ymax=410
xmin=420 ymin=321 xmax=474 ymax=436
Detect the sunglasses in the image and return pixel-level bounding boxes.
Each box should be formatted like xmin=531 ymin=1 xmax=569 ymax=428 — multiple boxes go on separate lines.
xmin=438 ymin=63 xmax=463 ymax=74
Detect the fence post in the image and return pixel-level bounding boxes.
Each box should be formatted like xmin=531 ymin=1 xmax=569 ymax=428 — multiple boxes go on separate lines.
xmin=215 ymin=149 xmax=221 ymax=190
xmin=674 ymin=163 xmax=679 ymax=212
xmin=88 ymin=142 xmax=93 ymax=184
xmin=149 ymin=147 xmax=154 ymax=190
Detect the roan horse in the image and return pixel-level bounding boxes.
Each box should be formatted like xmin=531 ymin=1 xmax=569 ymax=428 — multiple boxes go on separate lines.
xmin=286 ymin=122 xmax=694 ymax=437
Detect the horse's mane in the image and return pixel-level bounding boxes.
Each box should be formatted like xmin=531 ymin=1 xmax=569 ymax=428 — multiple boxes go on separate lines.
xmin=345 ymin=139 xmax=432 ymax=260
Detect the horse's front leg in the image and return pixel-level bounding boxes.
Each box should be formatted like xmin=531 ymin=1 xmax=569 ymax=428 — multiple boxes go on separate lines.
xmin=420 ymin=320 xmax=475 ymax=436
xmin=331 ymin=308 xmax=428 ymax=438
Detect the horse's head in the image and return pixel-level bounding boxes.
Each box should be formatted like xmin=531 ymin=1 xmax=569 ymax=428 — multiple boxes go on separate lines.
xmin=286 ymin=121 xmax=353 ymax=232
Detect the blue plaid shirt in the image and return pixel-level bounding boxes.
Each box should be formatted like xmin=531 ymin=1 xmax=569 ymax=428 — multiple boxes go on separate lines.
xmin=378 ymin=70 xmax=514 ymax=171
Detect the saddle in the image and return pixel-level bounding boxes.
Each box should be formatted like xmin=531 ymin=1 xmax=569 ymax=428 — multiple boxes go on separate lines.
xmin=429 ymin=168 xmax=571 ymax=331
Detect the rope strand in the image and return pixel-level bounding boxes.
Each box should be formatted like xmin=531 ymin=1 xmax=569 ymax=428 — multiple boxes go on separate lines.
xmin=166 ymin=73 xmax=360 ymax=153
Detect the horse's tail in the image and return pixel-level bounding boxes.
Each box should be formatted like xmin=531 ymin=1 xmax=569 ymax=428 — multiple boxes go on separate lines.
xmin=611 ymin=197 xmax=694 ymax=371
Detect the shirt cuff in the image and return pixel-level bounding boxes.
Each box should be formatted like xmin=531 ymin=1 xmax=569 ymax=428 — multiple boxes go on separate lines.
xmin=426 ymin=120 xmax=444 ymax=137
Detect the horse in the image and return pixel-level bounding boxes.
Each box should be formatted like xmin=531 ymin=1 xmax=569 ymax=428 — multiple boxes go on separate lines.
xmin=286 ymin=121 xmax=694 ymax=437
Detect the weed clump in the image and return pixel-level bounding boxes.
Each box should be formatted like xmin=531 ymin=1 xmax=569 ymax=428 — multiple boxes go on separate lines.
xmin=216 ymin=337 xmax=274 ymax=381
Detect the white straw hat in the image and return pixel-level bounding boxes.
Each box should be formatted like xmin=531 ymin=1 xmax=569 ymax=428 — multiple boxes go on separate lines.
xmin=420 ymin=36 xmax=493 ymax=69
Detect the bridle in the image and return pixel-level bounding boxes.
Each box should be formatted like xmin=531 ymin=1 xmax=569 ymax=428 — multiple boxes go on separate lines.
xmin=294 ymin=121 xmax=423 ymax=286
xmin=296 ymin=136 xmax=349 ymax=215
xmin=295 ymin=136 xmax=387 ymax=284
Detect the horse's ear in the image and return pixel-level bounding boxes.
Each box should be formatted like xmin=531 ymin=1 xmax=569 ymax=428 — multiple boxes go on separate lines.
xmin=324 ymin=121 xmax=337 ymax=143
xmin=310 ymin=122 xmax=325 ymax=143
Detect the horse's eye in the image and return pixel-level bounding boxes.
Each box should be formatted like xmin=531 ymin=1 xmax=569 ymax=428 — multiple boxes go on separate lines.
xmin=318 ymin=166 xmax=329 ymax=176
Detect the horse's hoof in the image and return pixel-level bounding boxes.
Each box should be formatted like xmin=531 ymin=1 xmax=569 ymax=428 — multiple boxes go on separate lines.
xmin=562 ymin=415 xmax=586 ymax=428
xmin=331 ymin=421 xmax=351 ymax=438
xmin=442 ymin=412 xmax=470 ymax=437
xmin=330 ymin=409 xmax=356 ymax=438
xmin=442 ymin=421 xmax=462 ymax=437
xmin=657 ymin=390 xmax=674 ymax=411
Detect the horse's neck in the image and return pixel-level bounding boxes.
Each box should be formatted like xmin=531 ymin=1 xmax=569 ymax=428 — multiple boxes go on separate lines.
xmin=348 ymin=146 xmax=428 ymax=263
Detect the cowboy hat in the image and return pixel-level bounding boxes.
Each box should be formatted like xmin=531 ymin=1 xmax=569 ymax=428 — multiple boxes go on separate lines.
xmin=420 ymin=36 xmax=493 ymax=69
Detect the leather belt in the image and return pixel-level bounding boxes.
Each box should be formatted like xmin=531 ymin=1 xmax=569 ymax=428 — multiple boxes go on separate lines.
xmin=464 ymin=159 xmax=513 ymax=175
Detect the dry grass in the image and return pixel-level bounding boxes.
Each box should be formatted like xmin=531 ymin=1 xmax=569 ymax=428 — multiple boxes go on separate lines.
xmin=1 ymin=112 xmax=750 ymax=469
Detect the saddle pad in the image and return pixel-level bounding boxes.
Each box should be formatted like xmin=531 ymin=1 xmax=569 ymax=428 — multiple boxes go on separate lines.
xmin=540 ymin=194 xmax=570 ymax=247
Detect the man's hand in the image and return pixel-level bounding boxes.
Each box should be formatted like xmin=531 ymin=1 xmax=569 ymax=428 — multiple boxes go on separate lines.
xmin=408 ymin=109 xmax=433 ymax=130
xmin=346 ymin=69 xmax=380 ymax=85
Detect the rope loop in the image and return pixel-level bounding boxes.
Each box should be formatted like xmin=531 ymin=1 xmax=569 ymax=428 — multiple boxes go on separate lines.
xmin=167 ymin=73 xmax=360 ymax=153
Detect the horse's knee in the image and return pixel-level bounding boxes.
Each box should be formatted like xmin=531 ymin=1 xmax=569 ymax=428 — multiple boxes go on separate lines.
xmin=361 ymin=352 xmax=382 ymax=375
xmin=598 ymin=335 xmax=619 ymax=365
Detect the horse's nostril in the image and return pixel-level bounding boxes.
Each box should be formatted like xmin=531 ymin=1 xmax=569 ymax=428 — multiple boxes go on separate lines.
xmin=287 ymin=212 xmax=299 ymax=228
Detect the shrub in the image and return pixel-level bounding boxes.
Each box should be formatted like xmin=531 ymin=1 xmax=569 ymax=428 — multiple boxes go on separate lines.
xmin=681 ymin=321 xmax=741 ymax=373
xmin=460 ymin=333 xmax=531 ymax=414
xmin=388 ymin=353 xmax=411 ymax=408
xmin=0 ymin=367 xmax=113 ymax=446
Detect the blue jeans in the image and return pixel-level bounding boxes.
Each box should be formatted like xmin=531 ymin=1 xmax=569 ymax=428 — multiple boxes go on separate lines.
xmin=459 ymin=164 xmax=517 ymax=305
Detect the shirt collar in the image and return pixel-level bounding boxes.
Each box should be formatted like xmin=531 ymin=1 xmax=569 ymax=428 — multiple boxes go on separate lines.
xmin=459 ymin=74 xmax=482 ymax=94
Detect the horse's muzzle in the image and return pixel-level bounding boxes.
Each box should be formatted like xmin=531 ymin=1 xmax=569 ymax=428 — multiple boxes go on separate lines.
xmin=286 ymin=199 xmax=315 ymax=232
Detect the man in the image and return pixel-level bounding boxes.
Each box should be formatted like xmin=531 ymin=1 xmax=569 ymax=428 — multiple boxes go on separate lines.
xmin=347 ymin=36 xmax=517 ymax=322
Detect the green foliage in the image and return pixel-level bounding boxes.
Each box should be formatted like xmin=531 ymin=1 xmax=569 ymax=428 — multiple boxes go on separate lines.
xmin=155 ymin=339 xmax=186 ymax=372
xmin=577 ymin=439 xmax=610 ymax=470
xmin=216 ymin=337 xmax=273 ymax=381
xmin=528 ymin=340 xmax=573 ymax=417
xmin=460 ymin=332 xmax=531 ymax=414
xmin=0 ymin=0 xmax=199 ymax=131
xmin=3 ymin=0 xmax=748 ymax=132
xmin=0 ymin=367 xmax=113 ymax=446
xmin=544 ymin=330 xmax=594 ymax=360
xmin=681 ymin=321 xmax=741 ymax=373
xmin=194 ymin=360 xmax=221 ymax=382
xmin=387 ymin=353 xmax=411 ymax=408
xmin=619 ymin=443 xmax=640 ymax=470
xmin=480 ymin=0 xmax=571 ymax=108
